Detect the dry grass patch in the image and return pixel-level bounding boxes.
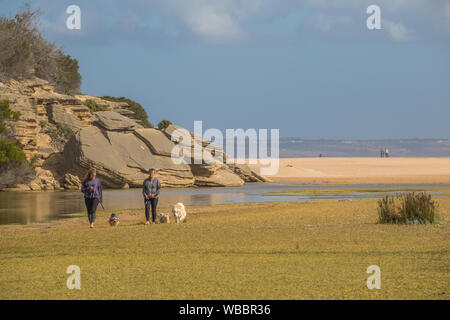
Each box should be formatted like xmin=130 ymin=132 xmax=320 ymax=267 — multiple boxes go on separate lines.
xmin=0 ymin=198 xmax=449 ymax=299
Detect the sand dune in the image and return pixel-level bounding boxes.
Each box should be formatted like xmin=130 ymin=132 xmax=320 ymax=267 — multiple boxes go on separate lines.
xmin=247 ymin=157 xmax=450 ymax=184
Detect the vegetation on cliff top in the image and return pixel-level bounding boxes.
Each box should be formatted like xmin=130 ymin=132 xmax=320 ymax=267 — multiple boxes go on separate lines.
xmin=0 ymin=6 xmax=81 ymax=94
xmin=0 ymin=6 xmax=154 ymax=129
xmin=157 ymin=119 xmax=172 ymax=130
xmin=101 ymin=96 xmax=154 ymax=128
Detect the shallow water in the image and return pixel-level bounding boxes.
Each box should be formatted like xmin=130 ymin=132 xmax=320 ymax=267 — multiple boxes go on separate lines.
xmin=0 ymin=183 xmax=449 ymax=225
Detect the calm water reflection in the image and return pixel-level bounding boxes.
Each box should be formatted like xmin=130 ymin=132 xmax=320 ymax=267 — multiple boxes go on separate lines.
xmin=0 ymin=183 xmax=449 ymax=225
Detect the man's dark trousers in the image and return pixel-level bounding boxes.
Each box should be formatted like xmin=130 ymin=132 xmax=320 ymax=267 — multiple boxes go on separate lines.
xmin=145 ymin=198 xmax=158 ymax=222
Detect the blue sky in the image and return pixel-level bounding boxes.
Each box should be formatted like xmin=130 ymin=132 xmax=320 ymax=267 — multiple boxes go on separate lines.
xmin=1 ymin=0 xmax=449 ymax=139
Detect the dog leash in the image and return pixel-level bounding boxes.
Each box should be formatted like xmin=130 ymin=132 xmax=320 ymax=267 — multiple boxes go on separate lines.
xmin=92 ymin=189 xmax=105 ymax=210
xmin=97 ymin=197 xmax=105 ymax=210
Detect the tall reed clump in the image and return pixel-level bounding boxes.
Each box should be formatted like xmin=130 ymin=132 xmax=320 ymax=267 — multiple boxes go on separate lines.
xmin=378 ymin=192 xmax=438 ymax=225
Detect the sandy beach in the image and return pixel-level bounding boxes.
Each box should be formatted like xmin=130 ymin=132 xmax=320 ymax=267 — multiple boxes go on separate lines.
xmin=248 ymin=157 xmax=450 ymax=184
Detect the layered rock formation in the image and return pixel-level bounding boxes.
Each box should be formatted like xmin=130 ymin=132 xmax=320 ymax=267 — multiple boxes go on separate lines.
xmin=0 ymin=78 xmax=266 ymax=191
xmin=62 ymin=125 xmax=195 ymax=188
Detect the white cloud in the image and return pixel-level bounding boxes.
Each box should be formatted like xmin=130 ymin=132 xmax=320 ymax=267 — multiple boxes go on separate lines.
xmin=306 ymin=0 xmax=426 ymax=12
xmin=129 ymin=0 xmax=450 ymax=43
xmin=147 ymin=0 xmax=285 ymax=43
xmin=384 ymin=20 xmax=413 ymax=41
xmin=311 ymin=14 xmax=354 ymax=33
xmin=182 ymin=5 xmax=244 ymax=40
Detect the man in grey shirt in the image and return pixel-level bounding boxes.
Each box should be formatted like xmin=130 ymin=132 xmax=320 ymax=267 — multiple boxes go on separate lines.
xmin=142 ymin=168 xmax=162 ymax=225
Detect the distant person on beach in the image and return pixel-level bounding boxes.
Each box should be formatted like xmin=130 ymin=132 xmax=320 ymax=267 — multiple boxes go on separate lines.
xmin=380 ymin=149 xmax=385 ymax=158
xmin=142 ymin=168 xmax=162 ymax=225
xmin=385 ymin=147 xmax=390 ymax=157
xmin=81 ymin=168 xmax=103 ymax=228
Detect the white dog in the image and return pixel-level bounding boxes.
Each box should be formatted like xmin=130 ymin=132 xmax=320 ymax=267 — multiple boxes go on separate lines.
xmin=172 ymin=203 xmax=186 ymax=223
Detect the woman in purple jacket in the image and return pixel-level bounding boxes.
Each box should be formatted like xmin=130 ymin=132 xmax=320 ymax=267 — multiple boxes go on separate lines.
xmin=81 ymin=168 xmax=103 ymax=228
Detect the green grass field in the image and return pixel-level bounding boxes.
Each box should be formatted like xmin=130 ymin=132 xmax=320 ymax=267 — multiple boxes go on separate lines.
xmin=0 ymin=198 xmax=449 ymax=299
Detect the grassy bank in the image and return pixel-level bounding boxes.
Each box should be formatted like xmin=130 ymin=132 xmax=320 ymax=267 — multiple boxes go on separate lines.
xmin=0 ymin=198 xmax=449 ymax=299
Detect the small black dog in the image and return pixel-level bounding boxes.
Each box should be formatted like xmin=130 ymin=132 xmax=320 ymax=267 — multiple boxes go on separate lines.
xmin=109 ymin=213 xmax=120 ymax=227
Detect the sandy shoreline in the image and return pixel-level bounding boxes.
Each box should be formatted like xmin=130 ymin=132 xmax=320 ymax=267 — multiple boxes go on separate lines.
xmin=247 ymin=157 xmax=450 ymax=185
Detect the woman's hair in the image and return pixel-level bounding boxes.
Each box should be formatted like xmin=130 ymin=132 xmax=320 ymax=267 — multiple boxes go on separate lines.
xmin=85 ymin=168 xmax=97 ymax=180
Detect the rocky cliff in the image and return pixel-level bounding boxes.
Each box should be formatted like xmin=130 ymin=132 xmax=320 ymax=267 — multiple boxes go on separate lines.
xmin=0 ymin=78 xmax=266 ymax=191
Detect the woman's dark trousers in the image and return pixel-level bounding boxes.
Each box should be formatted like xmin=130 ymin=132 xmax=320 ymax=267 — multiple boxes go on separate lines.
xmin=85 ymin=198 xmax=99 ymax=223
xmin=145 ymin=198 xmax=158 ymax=222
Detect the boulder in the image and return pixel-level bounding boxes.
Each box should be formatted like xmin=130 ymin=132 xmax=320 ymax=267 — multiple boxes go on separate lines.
xmin=228 ymin=163 xmax=270 ymax=183
xmin=93 ymin=111 xmax=143 ymax=131
xmin=191 ymin=164 xmax=244 ymax=187
xmin=162 ymin=124 xmax=185 ymax=142
xmin=36 ymin=133 xmax=57 ymax=159
xmin=163 ymin=124 xmax=259 ymax=185
xmin=29 ymin=168 xmax=62 ymax=191
xmin=46 ymin=103 xmax=83 ymax=131
xmin=63 ymin=125 xmax=248 ymax=188
xmin=29 ymin=181 xmax=42 ymax=191
xmin=162 ymin=124 xmax=225 ymax=165
xmin=134 ymin=128 xmax=176 ymax=157
xmin=63 ymin=126 xmax=195 ymax=188
xmin=63 ymin=173 xmax=81 ymax=190
xmin=114 ymin=108 xmax=135 ymax=116
xmin=5 ymin=184 xmax=31 ymax=192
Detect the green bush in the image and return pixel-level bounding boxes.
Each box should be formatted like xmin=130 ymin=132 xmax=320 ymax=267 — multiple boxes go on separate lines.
xmin=378 ymin=192 xmax=437 ymax=225
xmin=54 ymin=52 xmax=82 ymax=94
xmin=0 ymin=139 xmax=26 ymax=166
xmin=27 ymin=154 xmax=38 ymax=171
xmin=378 ymin=196 xmax=401 ymax=224
xmin=158 ymin=120 xmax=172 ymax=130
xmin=84 ymin=99 xmax=108 ymax=114
xmin=101 ymin=96 xmax=153 ymax=128
xmin=0 ymin=100 xmax=21 ymax=133
xmin=0 ymin=139 xmax=35 ymax=184
xmin=0 ymin=99 xmax=32 ymax=180
xmin=39 ymin=120 xmax=47 ymax=129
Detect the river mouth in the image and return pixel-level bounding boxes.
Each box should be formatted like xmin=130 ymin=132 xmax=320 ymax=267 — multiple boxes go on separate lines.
xmin=1 ymin=182 xmax=449 ymax=225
